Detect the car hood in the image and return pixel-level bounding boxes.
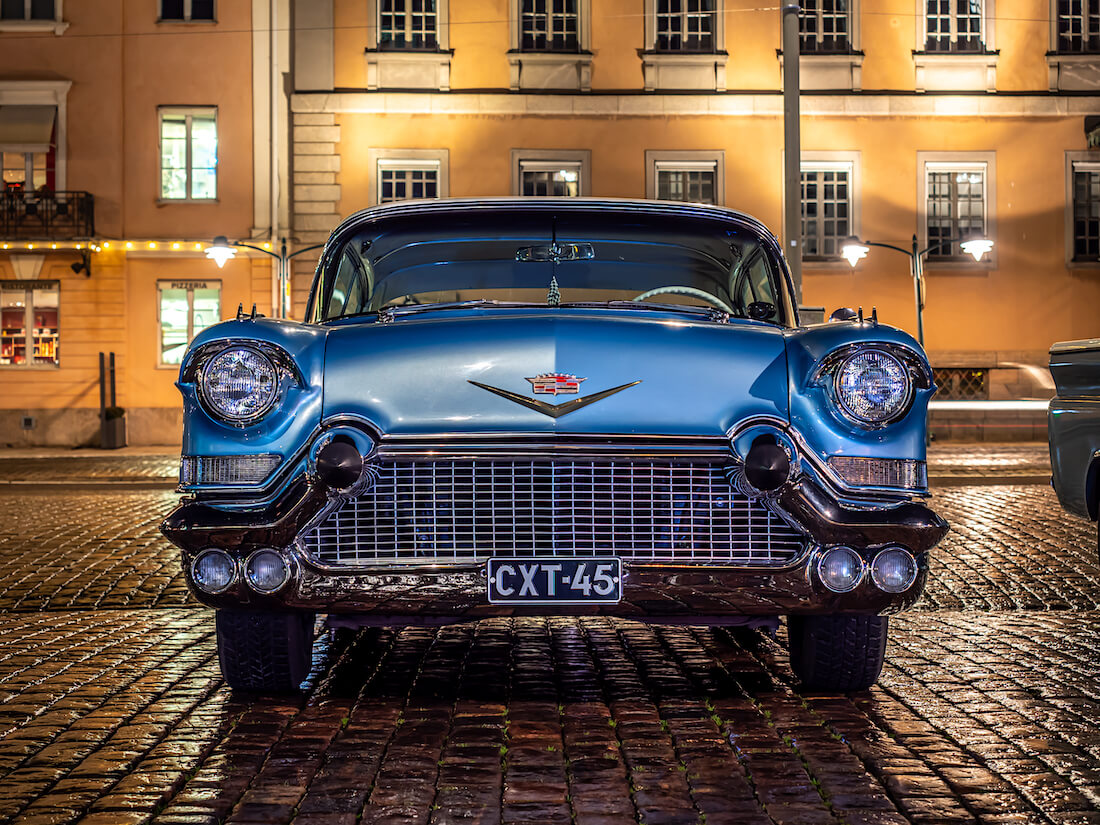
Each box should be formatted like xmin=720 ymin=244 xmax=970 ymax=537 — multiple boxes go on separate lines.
xmin=321 ymin=309 xmax=789 ymax=436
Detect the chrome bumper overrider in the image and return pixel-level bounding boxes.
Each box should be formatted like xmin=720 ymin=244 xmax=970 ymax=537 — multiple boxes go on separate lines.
xmin=162 ymin=452 xmax=948 ymax=618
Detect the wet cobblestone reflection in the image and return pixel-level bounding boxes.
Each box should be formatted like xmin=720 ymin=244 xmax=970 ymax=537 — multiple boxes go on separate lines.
xmin=0 ymin=450 xmax=1098 ymax=824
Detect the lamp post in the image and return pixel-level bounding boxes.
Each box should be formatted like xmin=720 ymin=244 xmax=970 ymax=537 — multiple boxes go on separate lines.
xmin=205 ymin=236 xmax=326 ymax=319
xmin=840 ymin=233 xmax=993 ymax=347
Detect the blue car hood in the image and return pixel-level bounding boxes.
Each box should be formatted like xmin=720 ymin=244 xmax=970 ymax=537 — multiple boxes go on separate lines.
xmin=321 ymin=309 xmax=789 ymax=436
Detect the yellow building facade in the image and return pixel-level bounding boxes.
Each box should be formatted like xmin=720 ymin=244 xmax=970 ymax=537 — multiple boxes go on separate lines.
xmin=4 ymin=1 xmax=1099 ymax=444
xmin=0 ymin=1 xmax=286 ymax=445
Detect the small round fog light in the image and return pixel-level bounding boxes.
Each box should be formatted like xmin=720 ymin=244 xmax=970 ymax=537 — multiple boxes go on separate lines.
xmin=192 ymin=549 xmax=236 ymax=594
xmin=817 ymin=546 xmax=865 ymax=593
xmin=871 ymin=546 xmax=918 ymax=593
xmin=244 ymin=549 xmax=290 ymax=594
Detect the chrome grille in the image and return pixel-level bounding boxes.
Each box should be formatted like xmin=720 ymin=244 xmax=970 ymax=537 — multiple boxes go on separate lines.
xmin=300 ymin=454 xmax=805 ymax=568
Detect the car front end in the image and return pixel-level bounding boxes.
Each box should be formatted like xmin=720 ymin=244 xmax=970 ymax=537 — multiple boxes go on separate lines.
xmin=162 ymin=199 xmax=947 ymax=691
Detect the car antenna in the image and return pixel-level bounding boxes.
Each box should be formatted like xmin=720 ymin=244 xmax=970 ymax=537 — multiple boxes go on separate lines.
xmin=548 ymin=215 xmax=561 ymax=306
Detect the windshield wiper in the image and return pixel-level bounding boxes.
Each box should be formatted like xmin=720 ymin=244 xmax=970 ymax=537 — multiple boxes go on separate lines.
xmin=584 ymin=301 xmax=730 ymax=323
xmin=377 ymin=299 xmax=543 ymax=322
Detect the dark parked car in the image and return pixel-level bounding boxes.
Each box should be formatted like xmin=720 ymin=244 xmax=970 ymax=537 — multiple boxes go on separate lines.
xmin=1049 ymin=338 xmax=1100 ymax=546
xmin=162 ymin=198 xmax=948 ymax=692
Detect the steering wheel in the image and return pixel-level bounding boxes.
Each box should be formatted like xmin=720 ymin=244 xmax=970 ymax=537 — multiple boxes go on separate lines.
xmin=632 ymin=286 xmax=735 ymax=315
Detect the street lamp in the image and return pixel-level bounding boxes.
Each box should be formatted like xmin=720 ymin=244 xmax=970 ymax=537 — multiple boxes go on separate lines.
xmin=840 ymin=233 xmax=993 ymax=347
xmin=205 ymin=236 xmax=326 ymax=319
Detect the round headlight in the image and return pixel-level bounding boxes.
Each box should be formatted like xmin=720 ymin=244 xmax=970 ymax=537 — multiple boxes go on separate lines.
xmin=834 ymin=349 xmax=911 ymax=425
xmin=201 ymin=347 xmax=279 ymax=422
xmin=192 ymin=549 xmax=236 ymax=594
xmin=871 ymin=547 xmax=918 ymax=593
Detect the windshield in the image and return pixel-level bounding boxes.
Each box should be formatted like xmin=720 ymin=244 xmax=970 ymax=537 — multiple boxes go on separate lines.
xmin=309 ymin=205 xmax=792 ymax=324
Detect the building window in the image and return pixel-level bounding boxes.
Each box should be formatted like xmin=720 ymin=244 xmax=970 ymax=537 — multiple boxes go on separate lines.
xmin=0 ymin=0 xmax=54 ymax=19
xmin=379 ymin=0 xmax=437 ymax=49
xmin=655 ymin=0 xmax=716 ymax=52
xmin=925 ymin=163 xmax=986 ymax=259
xmin=159 ymin=0 xmax=214 ymax=21
xmin=924 ymin=0 xmax=985 ymax=52
xmin=1071 ymin=161 xmax=1100 ymax=261
xmin=378 ymin=159 xmax=440 ymax=203
xmin=1056 ymin=1 xmax=1100 ymax=52
xmin=159 ymin=108 xmax=217 ymax=200
xmin=521 ymin=162 xmax=581 ymax=196
xmin=2 ymin=150 xmax=51 ymax=191
xmin=801 ymin=164 xmax=852 ymax=259
xmin=646 ymin=152 xmax=724 ymax=204
xmin=1 ymin=280 xmax=58 ymax=367
xmin=800 ymin=1 xmax=851 ymax=53
xmin=521 ymin=0 xmax=579 ymax=51
xmin=158 ymin=280 xmax=220 ymax=366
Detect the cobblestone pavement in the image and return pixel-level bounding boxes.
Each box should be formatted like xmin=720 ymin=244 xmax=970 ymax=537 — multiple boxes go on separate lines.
xmin=0 ymin=448 xmax=1099 ymax=825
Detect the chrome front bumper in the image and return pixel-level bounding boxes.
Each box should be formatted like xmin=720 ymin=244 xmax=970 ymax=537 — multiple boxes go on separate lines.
xmin=162 ymin=461 xmax=947 ymax=619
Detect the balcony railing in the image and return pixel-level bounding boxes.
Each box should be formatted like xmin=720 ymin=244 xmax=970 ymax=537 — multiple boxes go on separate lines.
xmin=0 ymin=190 xmax=95 ymax=240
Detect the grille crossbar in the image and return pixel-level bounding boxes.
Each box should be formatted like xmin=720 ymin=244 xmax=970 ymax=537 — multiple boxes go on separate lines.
xmin=301 ymin=455 xmax=805 ymax=567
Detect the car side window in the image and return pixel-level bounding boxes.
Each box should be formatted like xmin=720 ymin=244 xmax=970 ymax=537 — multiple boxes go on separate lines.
xmin=324 ymin=248 xmax=369 ymax=319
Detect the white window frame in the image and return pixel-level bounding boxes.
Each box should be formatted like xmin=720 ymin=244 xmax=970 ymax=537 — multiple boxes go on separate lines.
xmin=913 ymin=0 xmax=996 ymax=91
xmin=0 ymin=279 xmax=60 ymax=370
xmin=1051 ymin=0 xmax=1100 ymax=52
xmin=511 ymin=149 xmax=591 ymax=197
xmin=156 ymin=279 xmax=221 ymax=368
xmin=366 ymin=148 xmax=449 ymax=207
xmin=799 ymin=0 xmax=856 ymax=53
xmin=0 ymin=0 xmax=66 ymax=33
xmin=1065 ymin=151 xmax=1100 ymax=267
xmin=158 ymin=0 xmax=215 ymax=22
xmin=158 ymin=106 xmax=218 ymax=202
xmin=645 ymin=150 xmax=724 ymax=205
xmin=918 ymin=0 xmax=992 ymax=52
xmin=508 ymin=0 xmax=592 ymax=91
xmin=799 ymin=153 xmax=860 ymax=267
xmin=365 ymin=1 xmax=451 ymax=90
xmin=918 ymin=151 xmax=996 ymax=268
xmin=368 ymin=0 xmax=448 ymax=50
xmin=645 ymin=0 xmax=723 ymax=53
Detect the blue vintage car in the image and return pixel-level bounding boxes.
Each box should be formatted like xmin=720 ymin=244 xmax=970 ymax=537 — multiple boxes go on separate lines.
xmin=162 ymin=198 xmax=947 ymax=692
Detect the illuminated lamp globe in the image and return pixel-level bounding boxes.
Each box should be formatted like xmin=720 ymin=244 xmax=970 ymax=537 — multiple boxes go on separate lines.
xmin=840 ymin=237 xmax=869 ymax=268
xmin=205 ymin=236 xmax=237 ymax=269
xmin=960 ymin=237 xmax=993 ymax=262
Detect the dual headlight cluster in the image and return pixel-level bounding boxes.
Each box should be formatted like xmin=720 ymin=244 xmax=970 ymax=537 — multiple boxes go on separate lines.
xmin=822 ymin=346 xmax=926 ymax=428
xmin=192 ymin=344 xmax=292 ymax=425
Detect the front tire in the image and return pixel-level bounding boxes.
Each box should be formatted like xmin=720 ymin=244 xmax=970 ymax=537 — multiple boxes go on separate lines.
xmin=215 ymin=610 xmax=316 ymax=692
xmin=787 ymin=614 xmax=888 ymax=692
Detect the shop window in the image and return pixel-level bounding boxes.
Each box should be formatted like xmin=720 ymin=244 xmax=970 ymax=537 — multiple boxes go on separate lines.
xmin=800 ymin=0 xmax=851 ymax=53
xmin=380 ymin=0 xmax=438 ymax=49
xmin=159 ymin=0 xmax=214 ymax=21
xmin=1 ymin=280 xmax=58 ymax=367
xmin=158 ymin=280 xmax=220 ymax=366
xmin=801 ymin=164 xmax=852 ymax=259
xmin=159 ymin=107 xmax=217 ymax=200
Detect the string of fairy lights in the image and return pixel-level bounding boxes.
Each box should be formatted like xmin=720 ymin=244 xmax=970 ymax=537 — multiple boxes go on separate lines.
xmin=0 ymin=239 xmax=276 ymax=255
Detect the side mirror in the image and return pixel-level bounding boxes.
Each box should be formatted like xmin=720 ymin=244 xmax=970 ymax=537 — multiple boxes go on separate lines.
xmin=748 ymin=301 xmax=776 ymax=321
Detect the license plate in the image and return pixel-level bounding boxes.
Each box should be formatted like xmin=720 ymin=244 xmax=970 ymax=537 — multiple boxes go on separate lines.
xmin=486 ymin=557 xmax=622 ymax=605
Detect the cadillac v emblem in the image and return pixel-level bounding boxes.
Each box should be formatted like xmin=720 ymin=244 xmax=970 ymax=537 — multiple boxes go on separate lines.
xmin=527 ymin=373 xmax=586 ymax=395
xmin=469 ymin=376 xmax=642 ymax=419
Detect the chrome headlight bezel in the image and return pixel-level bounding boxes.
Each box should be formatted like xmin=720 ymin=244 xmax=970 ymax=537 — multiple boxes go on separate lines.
xmin=833 ymin=349 xmax=912 ymax=426
xmin=184 ymin=340 xmax=302 ymax=427
xmin=813 ymin=344 xmax=931 ymax=430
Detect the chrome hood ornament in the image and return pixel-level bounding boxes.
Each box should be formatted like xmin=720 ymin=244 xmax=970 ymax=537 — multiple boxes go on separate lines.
xmin=527 ymin=373 xmax=585 ymax=395
xmin=469 ymin=378 xmax=641 ymax=419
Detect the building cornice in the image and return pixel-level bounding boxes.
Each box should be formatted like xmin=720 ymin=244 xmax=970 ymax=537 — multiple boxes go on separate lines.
xmin=292 ymin=90 xmax=1100 ymax=118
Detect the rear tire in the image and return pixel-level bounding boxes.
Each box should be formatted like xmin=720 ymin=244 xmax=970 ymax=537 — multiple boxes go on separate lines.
xmin=215 ymin=610 xmax=315 ymax=692
xmin=787 ymin=614 xmax=888 ymax=692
